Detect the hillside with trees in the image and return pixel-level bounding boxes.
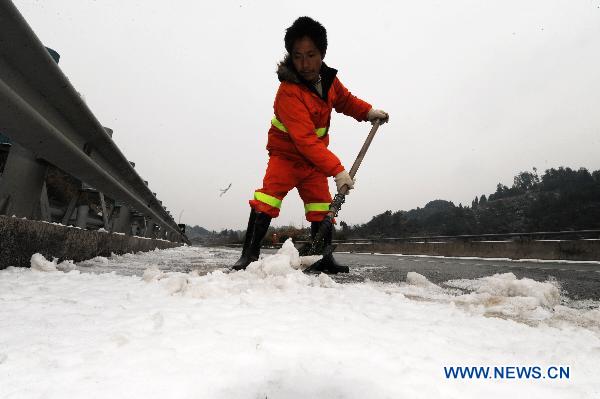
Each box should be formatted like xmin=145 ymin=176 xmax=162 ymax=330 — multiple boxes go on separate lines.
xmin=185 ymin=225 xmax=211 ymax=239
xmin=346 ymin=167 xmax=600 ymax=238
xmin=188 ymin=167 xmax=600 ymax=244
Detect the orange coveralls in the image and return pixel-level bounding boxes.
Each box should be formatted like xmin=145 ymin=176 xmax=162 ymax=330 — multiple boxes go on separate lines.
xmin=250 ymin=64 xmax=371 ymax=222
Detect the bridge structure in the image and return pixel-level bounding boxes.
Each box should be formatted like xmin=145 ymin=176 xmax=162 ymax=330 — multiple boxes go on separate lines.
xmin=0 ymin=1 xmax=188 ymax=268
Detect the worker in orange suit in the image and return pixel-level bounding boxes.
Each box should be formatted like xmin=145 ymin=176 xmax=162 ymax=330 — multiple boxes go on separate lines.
xmin=233 ymin=16 xmax=389 ymax=273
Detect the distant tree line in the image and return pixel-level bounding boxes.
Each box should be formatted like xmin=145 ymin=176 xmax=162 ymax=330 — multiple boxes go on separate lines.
xmin=188 ymin=166 xmax=600 ymax=244
xmin=185 ymin=225 xmax=241 ymax=245
xmin=347 ymin=167 xmax=600 ymax=238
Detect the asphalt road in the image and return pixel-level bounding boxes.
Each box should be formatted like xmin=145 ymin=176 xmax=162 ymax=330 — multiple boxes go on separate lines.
xmin=325 ymin=252 xmax=600 ymax=301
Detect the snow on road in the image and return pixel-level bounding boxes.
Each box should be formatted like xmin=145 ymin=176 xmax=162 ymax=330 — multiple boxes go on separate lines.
xmin=1 ymin=240 xmax=599 ymax=398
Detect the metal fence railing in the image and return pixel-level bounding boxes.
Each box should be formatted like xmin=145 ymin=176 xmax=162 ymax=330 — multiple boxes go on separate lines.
xmin=0 ymin=1 xmax=187 ymax=243
xmin=289 ymin=229 xmax=600 ymax=247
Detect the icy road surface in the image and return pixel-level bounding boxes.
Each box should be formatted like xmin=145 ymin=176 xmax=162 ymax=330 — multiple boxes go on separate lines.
xmin=1 ymin=241 xmax=599 ymax=398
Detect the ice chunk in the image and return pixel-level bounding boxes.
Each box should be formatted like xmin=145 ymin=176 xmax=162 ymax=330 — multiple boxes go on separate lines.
xmin=314 ymin=272 xmax=336 ymax=288
xmin=161 ymin=275 xmax=188 ymax=295
xmin=30 ymin=253 xmax=57 ymax=272
xmin=142 ymin=266 xmax=163 ymax=282
xmin=448 ymin=273 xmax=560 ymax=308
xmin=247 ymin=253 xmax=297 ymax=277
xmin=245 ymin=240 xmax=304 ymax=278
xmin=476 ymin=273 xmax=560 ymax=308
xmin=56 ymin=259 xmax=77 ymax=272
xmin=276 ymin=238 xmax=301 ymax=269
xmin=406 ymin=271 xmax=437 ymax=287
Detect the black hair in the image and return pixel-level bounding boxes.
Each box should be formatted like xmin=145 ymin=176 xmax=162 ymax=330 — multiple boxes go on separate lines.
xmin=284 ymin=16 xmax=327 ymax=57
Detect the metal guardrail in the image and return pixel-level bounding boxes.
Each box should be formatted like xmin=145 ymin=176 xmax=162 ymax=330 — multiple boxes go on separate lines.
xmin=0 ymin=1 xmax=186 ymax=242
xmin=294 ymin=229 xmax=600 ymax=246
xmin=219 ymin=230 xmax=600 ymax=251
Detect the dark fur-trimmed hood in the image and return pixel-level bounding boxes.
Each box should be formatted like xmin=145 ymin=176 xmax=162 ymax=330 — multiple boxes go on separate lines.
xmin=276 ymin=55 xmax=302 ymax=83
xmin=276 ymin=54 xmax=338 ymax=100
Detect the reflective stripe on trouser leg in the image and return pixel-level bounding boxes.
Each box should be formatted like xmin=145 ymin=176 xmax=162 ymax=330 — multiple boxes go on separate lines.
xmin=249 ymin=155 xmax=300 ymax=219
xmin=304 ymin=203 xmax=330 ymax=213
xmin=304 ymin=203 xmax=331 ymax=222
xmin=254 ymin=191 xmax=282 ymax=209
xmin=249 ymin=191 xmax=283 ymax=218
xmin=297 ymin=168 xmax=332 ymax=222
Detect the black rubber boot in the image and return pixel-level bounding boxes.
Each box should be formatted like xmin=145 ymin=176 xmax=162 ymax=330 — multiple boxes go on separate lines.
xmin=232 ymin=209 xmax=256 ymax=270
xmin=309 ymin=221 xmax=349 ymax=274
xmin=231 ymin=211 xmax=271 ymax=270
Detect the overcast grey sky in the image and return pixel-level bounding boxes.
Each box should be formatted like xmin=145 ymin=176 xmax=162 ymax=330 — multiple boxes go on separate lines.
xmin=13 ymin=0 xmax=600 ymax=230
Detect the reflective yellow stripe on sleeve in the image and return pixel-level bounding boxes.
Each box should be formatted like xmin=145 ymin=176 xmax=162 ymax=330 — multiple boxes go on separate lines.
xmin=304 ymin=202 xmax=330 ymax=213
xmin=271 ymin=117 xmax=328 ymax=138
xmin=271 ymin=117 xmax=288 ymax=133
xmin=314 ymin=127 xmax=327 ymax=137
xmin=254 ymin=191 xmax=282 ymax=209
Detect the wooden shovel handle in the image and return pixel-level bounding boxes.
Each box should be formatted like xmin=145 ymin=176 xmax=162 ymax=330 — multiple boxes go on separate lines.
xmin=338 ymin=120 xmax=381 ymax=194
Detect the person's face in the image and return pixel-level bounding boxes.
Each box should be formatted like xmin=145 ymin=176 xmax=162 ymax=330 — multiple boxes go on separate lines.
xmin=291 ymin=36 xmax=323 ymax=83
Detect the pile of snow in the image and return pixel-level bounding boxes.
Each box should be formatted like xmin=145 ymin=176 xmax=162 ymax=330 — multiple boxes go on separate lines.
xmin=406 ymin=270 xmax=440 ymax=288
xmin=1 ymin=241 xmax=599 ymax=398
xmin=445 ymin=272 xmax=561 ymax=320
xmin=460 ymin=272 xmax=560 ymax=308
xmin=400 ymin=271 xmax=599 ymax=329
xmin=30 ymin=253 xmax=76 ymax=272
xmin=138 ymin=240 xmax=334 ymax=298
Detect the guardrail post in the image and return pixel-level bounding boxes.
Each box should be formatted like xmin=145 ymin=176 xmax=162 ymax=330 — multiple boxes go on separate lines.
xmin=75 ymin=204 xmax=89 ymax=228
xmin=39 ymin=181 xmax=51 ymax=221
xmin=0 ymin=143 xmax=48 ymax=219
xmin=61 ymin=194 xmax=79 ymax=225
xmin=143 ymin=218 xmax=153 ymax=238
xmin=98 ymin=192 xmax=109 ymax=229
xmin=112 ymin=204 xmax=131 ymax=234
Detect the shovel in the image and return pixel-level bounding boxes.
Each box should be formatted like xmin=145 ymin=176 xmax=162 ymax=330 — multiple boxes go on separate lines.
xmin=301 ymin=120 xmax=382 ymax=273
